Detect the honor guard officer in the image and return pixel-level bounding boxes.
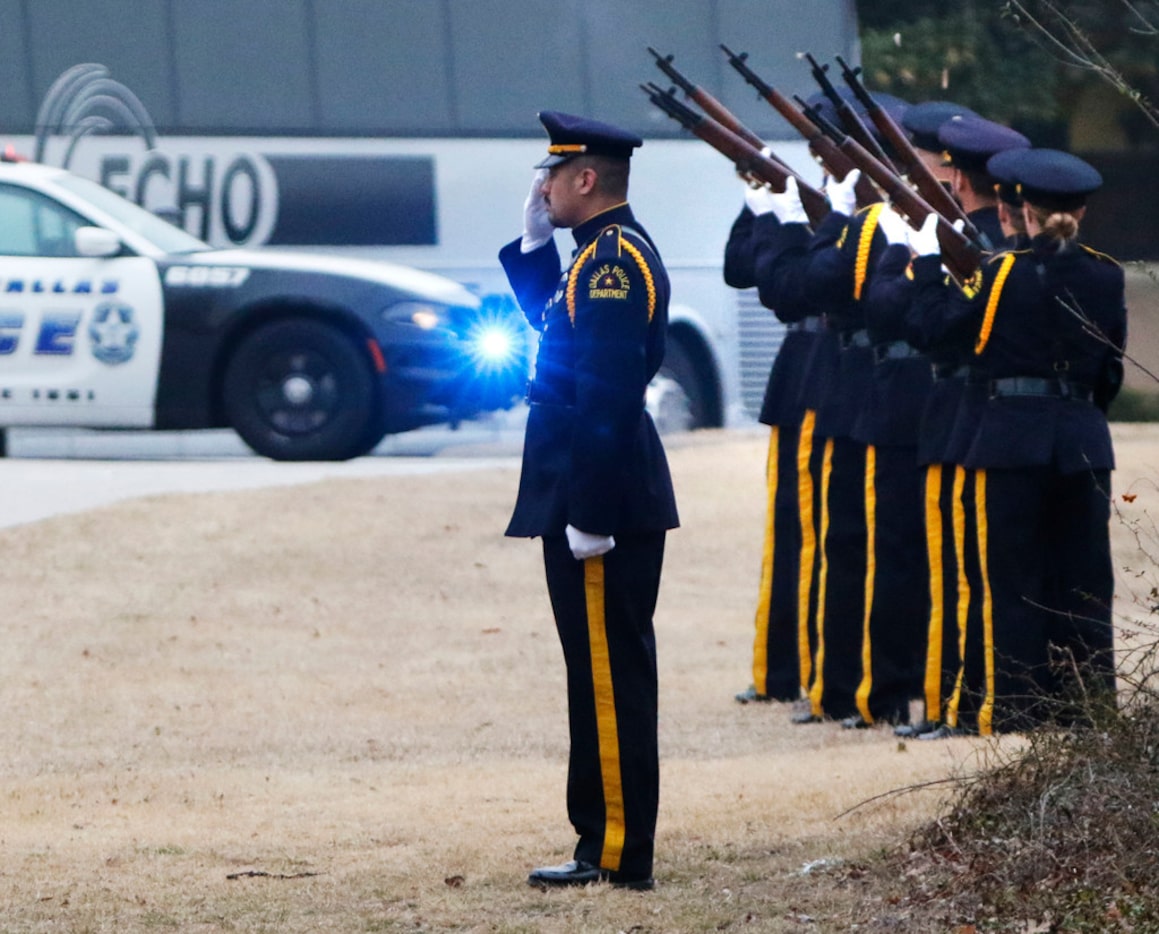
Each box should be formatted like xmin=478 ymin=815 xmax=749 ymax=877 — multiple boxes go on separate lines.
xmin=498 ymin=111 xmax=679 ymax=890
xmin=909 ymin=148 xmax=1125 ymax=734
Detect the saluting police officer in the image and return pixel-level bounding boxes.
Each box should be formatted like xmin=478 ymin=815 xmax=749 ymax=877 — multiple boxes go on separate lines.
xmin=908 ymin=148 xmax=1125 ymax=734
xmin=499 ymin=111 xmax=678 ymax=890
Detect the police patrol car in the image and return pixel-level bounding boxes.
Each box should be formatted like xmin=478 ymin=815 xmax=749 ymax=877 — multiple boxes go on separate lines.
xmin=0 ymin=156 xmax=528 ymax=460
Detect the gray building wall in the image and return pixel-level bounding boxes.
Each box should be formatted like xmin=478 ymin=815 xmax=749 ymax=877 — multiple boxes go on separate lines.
xmin=0 ymin=0 xmax=859 ymax=139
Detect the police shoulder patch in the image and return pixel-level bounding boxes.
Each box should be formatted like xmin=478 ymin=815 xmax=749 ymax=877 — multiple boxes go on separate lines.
xmin=588 ymin=262 xmax=631 ymax=301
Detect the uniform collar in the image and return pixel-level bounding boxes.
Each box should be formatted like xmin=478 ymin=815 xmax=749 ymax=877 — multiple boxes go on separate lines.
xmin=571 ymin=202 xmax=635 ymax=250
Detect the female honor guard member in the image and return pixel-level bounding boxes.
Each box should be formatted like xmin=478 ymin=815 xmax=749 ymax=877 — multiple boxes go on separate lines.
xmin=498 ymin=112 xmax=679 ymax=890
xmin=908 ymin=148 xmax=1126 ymax=734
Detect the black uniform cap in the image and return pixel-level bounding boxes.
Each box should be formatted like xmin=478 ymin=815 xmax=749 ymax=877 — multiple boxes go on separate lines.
xmin=937 ymin=115 xmax=1030 ymax=173
xmin=985 ymin=147 xmax=1102 ymax=212
xmin=533 ymin=110 xmax=643 ymax=169
xmin=902 ymin=100 xmax=978 ymax=152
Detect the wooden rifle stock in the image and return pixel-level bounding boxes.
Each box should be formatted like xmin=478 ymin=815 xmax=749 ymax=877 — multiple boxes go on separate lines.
xmin=797 ymin=98 xmax=981 ymax=284
xmin=720 ymin=44 xmax=880 ymax=208
xmin=641 ymin=82 xmax=830 ymax=227
xmin=834 ymin=55 xmax=984 ymax=247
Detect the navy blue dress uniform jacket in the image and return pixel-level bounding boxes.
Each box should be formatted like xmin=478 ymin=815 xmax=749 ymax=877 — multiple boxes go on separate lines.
xmin=499 ymin=203 xmax=680 ymax=538
xmin=910 ymin=234 xmax=1126 ymax=473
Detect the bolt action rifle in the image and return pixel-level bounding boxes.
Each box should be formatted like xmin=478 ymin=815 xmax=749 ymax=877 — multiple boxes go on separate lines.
xmin=803 ymin=52 xmax=895 ymax=170
xmin=797 ymin=97 xmax=982 ymax=285
xmin=720 ymin=44 xmax=880 ymax=210
xmin=834 ymin=55 xmax=984 ymax=248
xmin=648 ymin=47 xmax=798 ymax=177
xmin=640 ymin=82 xmax=831 ymax=227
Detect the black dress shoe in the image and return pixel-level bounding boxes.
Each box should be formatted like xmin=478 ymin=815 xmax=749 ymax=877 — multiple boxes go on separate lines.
xmin=894 ymin=719 xmax=935 ymax=738
xmin=527 ymin=860 xmax=654 ymax=891
xmin=734 ymin=685 xmax=772 ymax=704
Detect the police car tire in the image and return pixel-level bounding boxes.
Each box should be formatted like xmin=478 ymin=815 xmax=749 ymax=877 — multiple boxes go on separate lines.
xmin=222 ymin=318 xmax=380 ymax=461
xmin=655 ymin=338 xmax=708 ymax=432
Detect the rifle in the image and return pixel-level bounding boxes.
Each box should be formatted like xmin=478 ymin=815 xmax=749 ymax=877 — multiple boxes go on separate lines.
xmin=720 ymin=45 xmax=880 ymax=209
xmin=803 ymin=52 xmax=894 ymax=170
xmin=797 ymin=97 xmax=981 ymax=285
xmin=834 ymin=55 xmax=983 ymax=247
xmin=640 ymin=82 xmax=831 ymax=227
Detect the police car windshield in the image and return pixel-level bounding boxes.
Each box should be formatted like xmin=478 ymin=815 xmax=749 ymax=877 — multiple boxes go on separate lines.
xmin=52 ymin=174 xmax=210 ymax=255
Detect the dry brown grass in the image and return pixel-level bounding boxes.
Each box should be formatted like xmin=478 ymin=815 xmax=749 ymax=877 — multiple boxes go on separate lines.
xmin=0 ymin=425 xmax=1155 ymax=932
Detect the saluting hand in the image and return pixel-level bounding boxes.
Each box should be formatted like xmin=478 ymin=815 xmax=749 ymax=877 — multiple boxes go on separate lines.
xmin=521 ymin=168 xmax=554 ymax=252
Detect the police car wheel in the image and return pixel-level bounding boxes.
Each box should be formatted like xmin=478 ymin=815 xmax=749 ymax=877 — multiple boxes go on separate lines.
xmin=222 ymin=318 xmax=382 ymax=461
xmin=650 ymin=339 xmax=706 ymax=434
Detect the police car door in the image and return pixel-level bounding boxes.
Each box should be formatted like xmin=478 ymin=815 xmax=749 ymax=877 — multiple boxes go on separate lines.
xmin=0 ymin=182 xmax=163 ymax=428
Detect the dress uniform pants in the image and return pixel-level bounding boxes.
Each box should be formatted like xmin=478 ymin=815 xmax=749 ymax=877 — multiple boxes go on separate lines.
xmin=855 ymin=443 xmax=927 ymax=724
xmin=750 ymin=423 xmax=803 ymax=700
xmin=807 ymin=435 xmax=866 ymax=720
xmin=968 ymin=466 xmax=1114 ymax=734
xmin=542 ymin=531 xmax=666 ymax=881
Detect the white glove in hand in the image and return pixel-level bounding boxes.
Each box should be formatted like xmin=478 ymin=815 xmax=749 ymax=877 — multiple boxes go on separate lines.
xmin=825 ymin=168 xmax=860 ymax=217
xmin=876 ymin=206 xmax=911 ymax=246
xmin=566 ymin=524 xmax=616 ymax=560
xmin=744 ymin=183 xmax=779 ymax=217
xmin=907 ymin=212 xmax=941 ymax=257
xmin=521 ymin=168 xmax=553 ymax=253
xmin=749 ymin=177 xmax=808 ymax=225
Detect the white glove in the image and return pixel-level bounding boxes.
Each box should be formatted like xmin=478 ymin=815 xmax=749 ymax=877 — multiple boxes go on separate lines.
xmin=907 ymin=212 xmax=941 ymax=257
xmin=744 ymin=183 xmax=779 ymax=217
xmin=876 ymin=206 xmax=911 ymax=246
xmin=748 ymin=178 xmax=808 ymax=225
xmin=566 ymin=524 xmax=616 ymax=560
xmin=521 ymin=168 xmax=553 ymax=253
xmin=825 ymin=168 xmax=860 ymax=217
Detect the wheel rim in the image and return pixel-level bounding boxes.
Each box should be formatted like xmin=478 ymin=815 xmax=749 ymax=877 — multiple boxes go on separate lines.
xmin=252 ymin=349 xmax=341 ymax=436
xmin=646 ymin=374 xmax=695 ymax=435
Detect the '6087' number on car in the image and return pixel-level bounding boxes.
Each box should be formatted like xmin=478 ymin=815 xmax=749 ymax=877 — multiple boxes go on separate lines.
xmin=164 ymin=265 xmax=251 ymax=288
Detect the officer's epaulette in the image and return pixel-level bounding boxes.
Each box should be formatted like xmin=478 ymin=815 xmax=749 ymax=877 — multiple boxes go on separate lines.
xmin=1080 ymin=244 xmax=1121 ymax=267
xmin=567 ymin=224 xmax=657 ymax=322
xmin=984 ymin=246 xmax=1031 ymax=266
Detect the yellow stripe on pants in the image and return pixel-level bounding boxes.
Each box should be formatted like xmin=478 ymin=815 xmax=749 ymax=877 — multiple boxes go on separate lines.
xmin=584 ymin=556 xmax=626 ymax=870
xmin=807 ymin=437 xmax=835 ymax=717
xmin=855 ymin=445 xmax=878 ymax=723
xmin=922 ymin=464 xmax=945 ymax=721
xmin=973 ymin=470 xmax=996 ymax=737
xmin=796 ymin=411 xmax=817 ymax=692
xmin=751 ymin=426 xmax=780 ymax=694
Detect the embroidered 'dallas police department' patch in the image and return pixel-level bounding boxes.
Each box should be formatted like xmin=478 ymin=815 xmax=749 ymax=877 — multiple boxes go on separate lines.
xmin=588 ymin=263 xmax=630 ymax=300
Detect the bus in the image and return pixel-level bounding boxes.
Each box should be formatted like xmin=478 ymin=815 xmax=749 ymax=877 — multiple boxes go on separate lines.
xmin=2 ymin=0 xmax=861 ymax=432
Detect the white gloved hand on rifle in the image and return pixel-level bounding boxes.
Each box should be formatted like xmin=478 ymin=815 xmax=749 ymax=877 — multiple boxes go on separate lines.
xmin=907 ymin=212 xmax=942 ymax=257
xmin=746 ymin=177 xmax=808 ymax=225
xmin=876 ymin=205 xmax=911 ymax=247
xmin=824 ymin=168 xmax=861 ymax=217
xmin=566 ymin=524 xmax=616 ymax=560
xmin=521 ymin=168 xmax=554 ymax=253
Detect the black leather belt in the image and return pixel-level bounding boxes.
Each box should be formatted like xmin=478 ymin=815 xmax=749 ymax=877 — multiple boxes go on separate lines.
xmin=989 ymin=376 xmax=1093 ymax=402
xmin=526 ymin=383 xmax=574 ymax=407
xmin=873 ymin=340 xmax=924 ymax=363
xmin=932 ymin=363 xmax=969 ymax=381
xmin=840 ymin=329 xmax=871 ymax=349
xmin=787 ymin=315 xmax=826 ymax=334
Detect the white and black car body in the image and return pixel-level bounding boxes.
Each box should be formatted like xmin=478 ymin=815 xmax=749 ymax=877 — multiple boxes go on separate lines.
xmin=0 ymin=159 xmax=528 ymax=460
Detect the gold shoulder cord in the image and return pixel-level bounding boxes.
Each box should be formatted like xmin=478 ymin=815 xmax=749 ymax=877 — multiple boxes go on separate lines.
xmin=974 ymin=253 xmax=1017 ymax=356
xmin=566 ymin=227 xmax=657 ymax=324
xmin=854 ymin=203 xmax=885 ymax=300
